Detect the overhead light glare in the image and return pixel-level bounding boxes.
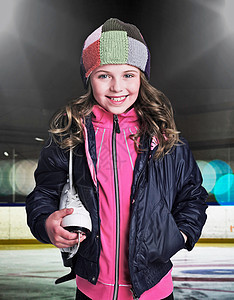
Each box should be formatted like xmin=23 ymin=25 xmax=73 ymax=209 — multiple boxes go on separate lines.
xmin=3 ymin=151 xmax=9 ymax=157
xmin=0 ymin=0 xmax=16 ymax=34
xmin=224 ymin=0 xmax=234 ymax=33
xmin=35 ymin=137 xmax=44 ymax=142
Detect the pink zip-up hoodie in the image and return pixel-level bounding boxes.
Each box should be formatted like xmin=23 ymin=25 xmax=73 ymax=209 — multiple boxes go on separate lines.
xmin=77 ymin=105 xmax=173 ymax=299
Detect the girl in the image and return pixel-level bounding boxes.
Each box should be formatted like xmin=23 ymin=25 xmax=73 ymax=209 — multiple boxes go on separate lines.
xmin=26 ymin=18 xmax=208 ymax=300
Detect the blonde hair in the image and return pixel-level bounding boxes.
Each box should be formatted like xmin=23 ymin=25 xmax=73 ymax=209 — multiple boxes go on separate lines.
xmin=49 ymin=73 xmax=179 ymax=159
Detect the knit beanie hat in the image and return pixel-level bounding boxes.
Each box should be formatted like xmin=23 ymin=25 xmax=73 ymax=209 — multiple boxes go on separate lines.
xmin=80 ymin=18 xmax=150 ymax=88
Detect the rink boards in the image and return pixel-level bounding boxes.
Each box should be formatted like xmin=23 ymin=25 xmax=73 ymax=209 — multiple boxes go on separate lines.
xmin=0 ymin=205 xmax=234 ymax=241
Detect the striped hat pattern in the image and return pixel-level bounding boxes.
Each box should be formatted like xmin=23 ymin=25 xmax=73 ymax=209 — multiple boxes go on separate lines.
xmin=80 ymin=18 xmax=150 ymax=88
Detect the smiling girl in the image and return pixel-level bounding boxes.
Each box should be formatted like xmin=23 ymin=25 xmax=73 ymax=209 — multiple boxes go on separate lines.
xmin=26 ymin=18 xmax=208 ymax=300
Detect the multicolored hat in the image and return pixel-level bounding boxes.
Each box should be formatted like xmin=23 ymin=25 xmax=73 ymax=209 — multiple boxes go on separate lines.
xmin=80 ymin=18 xmax=150 ymax=88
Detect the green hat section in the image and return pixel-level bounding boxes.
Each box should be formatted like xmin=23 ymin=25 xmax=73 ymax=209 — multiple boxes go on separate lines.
xmin=100 ymin=31 xmax=128 ymax=65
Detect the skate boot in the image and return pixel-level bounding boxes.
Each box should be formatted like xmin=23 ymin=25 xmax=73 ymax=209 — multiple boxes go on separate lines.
xmin=59 ymin=183 xmax=92 ymax=259
xmin=59 ymin=183 xmax=92 ymax=235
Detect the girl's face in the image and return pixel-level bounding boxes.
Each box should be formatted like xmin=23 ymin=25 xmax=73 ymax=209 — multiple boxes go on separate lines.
xmin=90 ymin=64 xmax=140 ymax=114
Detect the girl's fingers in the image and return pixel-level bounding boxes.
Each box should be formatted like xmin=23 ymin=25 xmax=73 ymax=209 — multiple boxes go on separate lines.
xmin=53 ymin=236 xmax=78 ymax=248
xmin=45 ymin=210 xmax=87 ymax=248
xmin=59 ymin=227 xmax=87 ymax=242
xmin=56 ymin=236 xmax=86 ymax=248
xmin=79 ymin=234 xmax=87 ymax=243
xmin=54 ymin=208 xmax=74 ymax=220
xmin=55 ymin=229 xmax=87 ymax=248
xmin=53 ymin=229 xmax=78 ymax=247
xmin=59 ymin=227 xmax=78 ymax=240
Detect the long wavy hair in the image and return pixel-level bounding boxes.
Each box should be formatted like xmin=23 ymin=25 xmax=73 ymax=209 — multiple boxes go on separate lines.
xmin=49 ymin=72 xmax=179 ymax=159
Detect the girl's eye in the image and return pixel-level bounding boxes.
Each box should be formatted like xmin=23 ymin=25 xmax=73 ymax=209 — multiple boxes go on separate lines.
xmin=124 ymin=74 xmax=134 ymax=78
xmin=98 ymin=74 xmax=109 ymax=79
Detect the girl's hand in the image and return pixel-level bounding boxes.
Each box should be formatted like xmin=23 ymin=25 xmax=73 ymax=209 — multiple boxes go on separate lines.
xmin=45 ymin=208 xmax=86 ymax=248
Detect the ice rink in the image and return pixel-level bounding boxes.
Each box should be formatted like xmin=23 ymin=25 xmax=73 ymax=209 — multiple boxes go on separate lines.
xmin=0 ymin=242 xmax=233 ymax=300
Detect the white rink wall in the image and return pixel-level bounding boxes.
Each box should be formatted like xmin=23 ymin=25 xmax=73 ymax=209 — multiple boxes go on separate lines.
xmin=0 ymin=206 xmax=33 ymax=239
xmin=0 ymin=206 xmax=234 ymax=240
xmin=201 ymin=206 xmax=234 ymax=239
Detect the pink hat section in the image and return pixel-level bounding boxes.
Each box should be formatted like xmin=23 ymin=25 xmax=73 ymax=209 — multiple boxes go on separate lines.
xmin=83 ymin=25 xmax=102 ymax=50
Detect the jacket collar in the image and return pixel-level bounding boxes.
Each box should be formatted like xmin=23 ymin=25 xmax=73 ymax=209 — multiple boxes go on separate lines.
xmin=91 ymin=105 xmax=139 ymax=129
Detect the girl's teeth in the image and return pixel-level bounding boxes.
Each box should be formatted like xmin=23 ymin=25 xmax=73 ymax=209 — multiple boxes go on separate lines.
xmin=110 ymin=96 xmax=126 ymax=102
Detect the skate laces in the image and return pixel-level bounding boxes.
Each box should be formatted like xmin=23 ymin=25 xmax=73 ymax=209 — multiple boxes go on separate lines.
xmin=65 ymin=190 xmax=83 ymax=208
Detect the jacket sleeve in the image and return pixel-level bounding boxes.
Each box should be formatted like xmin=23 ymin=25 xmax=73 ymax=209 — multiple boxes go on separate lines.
xmin=26 ymin=139 xmax=69 ymax=244
xmin=172 ymin=139 xmax=208 ymax=251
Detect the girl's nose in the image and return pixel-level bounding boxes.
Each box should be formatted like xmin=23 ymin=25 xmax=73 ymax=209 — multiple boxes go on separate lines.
xmin=110 ymin=78 xmax=123 ymax=92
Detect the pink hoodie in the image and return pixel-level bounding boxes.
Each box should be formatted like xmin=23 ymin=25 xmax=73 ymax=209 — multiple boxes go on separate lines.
xmin=77 ymin=105 xmax=173 ymax=299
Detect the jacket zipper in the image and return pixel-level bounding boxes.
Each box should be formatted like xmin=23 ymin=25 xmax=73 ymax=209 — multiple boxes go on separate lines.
xmin=112 ymin=114 xmax=121 ymax=300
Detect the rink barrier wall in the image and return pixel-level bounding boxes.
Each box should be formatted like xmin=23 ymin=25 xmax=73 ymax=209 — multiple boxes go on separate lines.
xmin=0 ymin=205 xmax=234 ymax=240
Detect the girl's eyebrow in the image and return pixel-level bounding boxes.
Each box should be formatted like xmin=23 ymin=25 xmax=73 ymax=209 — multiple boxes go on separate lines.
xmin=94 ymin=70 xmax=109 ymax=73
xmin=123 ymin=69 xmax=139 ymax=73
xmin=93 ymin=69 xmax=139 ymax=74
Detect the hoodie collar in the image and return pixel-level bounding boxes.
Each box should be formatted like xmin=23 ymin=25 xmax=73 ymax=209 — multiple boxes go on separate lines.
xmin=92 ymin=105 xmax=139 ymax=129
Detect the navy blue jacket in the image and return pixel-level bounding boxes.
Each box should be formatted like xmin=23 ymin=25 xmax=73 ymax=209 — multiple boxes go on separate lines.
xmin=26 ymin=117 xmax=208 ymax=298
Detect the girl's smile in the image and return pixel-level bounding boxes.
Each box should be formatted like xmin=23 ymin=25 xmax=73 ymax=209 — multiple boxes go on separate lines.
xmin=106 ymin=95 xmax=128 ymax=105
xmin=90 ymin=64 xmax=141 ymax=114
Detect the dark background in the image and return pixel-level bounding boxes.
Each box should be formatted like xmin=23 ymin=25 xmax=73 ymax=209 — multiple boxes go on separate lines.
xmin=0 ymin=0 xmax=234 ymax=203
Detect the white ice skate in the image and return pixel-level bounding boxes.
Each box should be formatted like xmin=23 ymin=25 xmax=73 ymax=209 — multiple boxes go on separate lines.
xmin=59 ymin=149 xmax=92 ymax=259
xmin=59 ymin=183 xmax=92 ymax=235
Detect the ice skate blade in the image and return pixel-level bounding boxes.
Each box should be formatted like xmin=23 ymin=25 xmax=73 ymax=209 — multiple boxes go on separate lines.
xmin=63 ymin=226 xmax=91 ymax=236
xmin=61 ymin=213 xmax=92 ymax=232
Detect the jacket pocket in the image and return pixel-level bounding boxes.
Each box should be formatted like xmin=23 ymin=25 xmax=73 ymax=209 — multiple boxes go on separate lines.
xmin=139 ymin=199 xmax=185 ymax=265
